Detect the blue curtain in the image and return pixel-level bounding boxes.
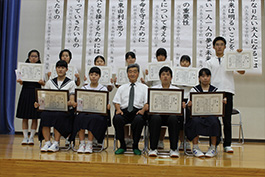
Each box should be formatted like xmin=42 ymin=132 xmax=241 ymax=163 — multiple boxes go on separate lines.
xmin=0 ymin=0 xmax=21 ymax=134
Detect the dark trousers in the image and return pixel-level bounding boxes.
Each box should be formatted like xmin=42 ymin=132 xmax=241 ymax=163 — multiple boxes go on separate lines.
xmin=222 ymin=92 xmax=233 ymax=147
xmin=113 ymin=108 xmax=145 ymax=150
xmin=149 ymin=115 xmax=180 ymax=151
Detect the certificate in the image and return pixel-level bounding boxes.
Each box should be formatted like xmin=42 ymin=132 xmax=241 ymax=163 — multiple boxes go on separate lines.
xmin=75 ymin=89 xmax=109 ymax=115
xmin=224 ymin=50 xmax=253 ymax=71
xmin=86 ymin=66 xmax=112 ymax=85
xmin=50 ymin=64 xmax=75 ymax=81
xmin=172 ymin=67 xmax=199 ymax=87
xmin=17 ymin=62 xmax=44 ymax=82
xmin=148 ymin=88 xmax=183 ymax=115
xmin=190 ymin=92 xmax=225 ymax=117
xmin=116 ymin=67 xmax=129 ymax=85
xmin=36 ymin=89 xmax=69 ymax=112
xmin=147 ymin=61 xmax=172 ymax=81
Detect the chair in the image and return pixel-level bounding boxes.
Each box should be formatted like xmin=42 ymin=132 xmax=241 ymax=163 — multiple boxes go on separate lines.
xmin=231 ymin=108 xmax=244 ymax=144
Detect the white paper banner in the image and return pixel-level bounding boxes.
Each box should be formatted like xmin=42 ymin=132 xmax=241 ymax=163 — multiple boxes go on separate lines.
xmin=43 ymin=0 xmax=64 ymax=73
xmin=220 ymin=0 xmax=239 ymax=51
xmin=242 ymin=0 xmax=262 ymax=74
xmin=65 ymin=0 xmax=85 ymax=72
xmin=130 ymin=0 xmax=149 ymax=70
xmin=86 ymin=0 xmax=106 ymax=67
xmin=152 ymin=0 xmax=171 ymax=62
xmin=173 ymin=0 xmax=193 ymax=67
xmin=108 ymin=0 xmax=127 ymax=73
xmin=196 ymin=0 xmax=216 ymax=68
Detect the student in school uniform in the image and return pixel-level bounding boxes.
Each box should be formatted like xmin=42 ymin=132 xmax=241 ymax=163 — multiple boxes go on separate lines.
xmin=148 ymin=66 xmax=183 ymax=158
xmin=145 ymin=48 xmax=168 ymax=149
xmin=186 ymin=68 xmax=222 ymax=158
xmin=48 ymin=49 xmax=81 ymax=86
xmin=175 ymin=55 xmax=192 ymax=151
xmin=16 ymin=50 xmax=45 ymax=145
xmin=204 ymin=36 xmax=245 ymax=153
xmin=113 ymin=63 xmax=148 ymax=155
xmin=70 ymin=67 xmax=110 ymax=153
xmin=35 ymin=60 xmax=76 ymax=152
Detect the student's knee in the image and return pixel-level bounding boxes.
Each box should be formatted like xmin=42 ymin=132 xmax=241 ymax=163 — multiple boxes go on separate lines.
xmin=113 ymin=115 xmax=125 ymax=126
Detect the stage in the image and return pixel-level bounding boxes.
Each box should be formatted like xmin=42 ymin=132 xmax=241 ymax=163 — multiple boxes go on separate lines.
xmin=0 ymin=135 xmax=264 ymax=176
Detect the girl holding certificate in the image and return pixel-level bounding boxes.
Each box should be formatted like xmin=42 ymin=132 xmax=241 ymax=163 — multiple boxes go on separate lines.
xmin=72 ymin=67 xmax=109 ymax=153
xmin=186 ymin=68 xmax=222 ymax=158
xmin=16 ymin=50 xmax=45 ymax=145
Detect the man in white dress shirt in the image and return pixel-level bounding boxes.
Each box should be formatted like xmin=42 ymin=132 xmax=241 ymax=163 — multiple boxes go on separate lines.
xmin=204 ymin=36 xmax=245 ymax=153
xmin=113 ymin=64 xmax=148 ymax=155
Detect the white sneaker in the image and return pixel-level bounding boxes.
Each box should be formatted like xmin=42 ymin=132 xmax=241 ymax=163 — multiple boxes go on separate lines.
xmin=224 ymin=146 xmax=234 ymax=153
xmin=85 ymin=143 xmax=93 ymax=153
xmin=157 ymin=140 xmax=164 ymax=149
xmin=28 ymin=138 xmax=34 ymax=145
xmin=185 ymin=142 xmax=191 ymax=151
xmin=205 ymin=146 xmax=216 ymax=158
xmin=77 ymin=144 xmax=86 ymax=153
xmin=192 ymin=148 xmax=205 ymax=158
xmin=148 ymin=149 xmax=158 ymax=157
xmin=170 ymin=149 xmax=180 ymax=158
xmin=48 ymin=143 xmax=59 ymax=152
xmin=21 ymin=138 xmax=28 ymax=145
xmin=41 ymin=141 xmax=51 ymax=152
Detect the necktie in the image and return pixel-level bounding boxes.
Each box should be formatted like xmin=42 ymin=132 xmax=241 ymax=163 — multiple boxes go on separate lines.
xmin=218 ymin=57 xmax=221 ymax=64
xmin=127 ymin=83 xmax=135 ymax=112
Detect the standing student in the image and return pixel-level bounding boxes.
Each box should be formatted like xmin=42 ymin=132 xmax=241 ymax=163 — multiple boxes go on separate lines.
xmin=113 ymin=64 xmax=148 ymax=155
xmin=145 ymin=48 xmax=168 ymax=149
xmin=48 ymin=49 xmax=80 ymax=86
xmin=35 ymin=60 xmax=76 ymax=152
xmin=148 ymin=66 xmax=183 ymax=158
xmin=16 ymin=50 xmax=45 ymax=145
xmin=186 ymin=68 xmax=222 ymax=158
xmin=204 ymin=36 xmax=245 ymax=153
xmin=71 ymin=67 xmax=110 ymax=153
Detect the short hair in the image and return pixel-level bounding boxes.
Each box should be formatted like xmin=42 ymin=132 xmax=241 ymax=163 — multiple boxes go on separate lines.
xmin=159 ymin=66 xmax=172 ymax=77
xmin=156 ymin=48 xmax=167 ymax=58
xmin=180 ymin=55 xmax=191 ymax=63
xmin=213 ymin=36 xmax=226 ymax=46
xmin=127 ymin=63 xmax=140 ymax=73
xmin=125 ymin=51 xmax=136 ymax=60
xmin=56 ymin=60 xmax=68 ymax=68
xmin=94 ymin=55 xmax=105 ymax=65
xmin=59 ymin=49 xmax=72 ymax=61
xmin=26 ymin=49 xmax=41 ymax=63
xmin=198 ymin=68 xmax=211 ymax=77
xmin=89 ymin=66 xmax=101 ymax=76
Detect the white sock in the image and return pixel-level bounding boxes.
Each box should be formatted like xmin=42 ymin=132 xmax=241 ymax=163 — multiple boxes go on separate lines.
xmin=22 ymin=129 xmax=28 ymax=139
xmin=193 ymin=144 xmax=199 ymax=150
xmin=87 ymin=140 xmax=92 ymax=145
xmin=45 ymin=141 xmax=51 ymax=145
xmin=210 ymin=144 xmax=215 ymax=149
xmin=80 ymin=140 xmax=85 ymax=145
xmin=53 ymin=141 xmax=59 ymax=145
xmin=29 ymin=129 xmax=36 ymax=139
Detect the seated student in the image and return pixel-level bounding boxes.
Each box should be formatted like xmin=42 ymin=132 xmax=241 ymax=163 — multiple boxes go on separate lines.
xmin=113 ymin=63 xmax=148 ymax=155
xmin=70 ymin=67 xmax=110 ymax=153
xmin=35 ymin=60 xmax=76 ymax=152
xmin=84 ymin=55 xmax=114 ymax=92
xmin=186 ymin=68 xmax=222 ymax=158
xmin=148 ymin=66 xmax=183 ymax=158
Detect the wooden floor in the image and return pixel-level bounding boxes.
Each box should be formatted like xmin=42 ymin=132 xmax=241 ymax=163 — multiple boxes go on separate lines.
xmin=0 ymin=135 xmax=264 ymax=177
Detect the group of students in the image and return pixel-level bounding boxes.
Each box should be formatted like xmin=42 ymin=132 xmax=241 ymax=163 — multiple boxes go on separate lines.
xmin=16 ymin=36 xmax=244 ymax=158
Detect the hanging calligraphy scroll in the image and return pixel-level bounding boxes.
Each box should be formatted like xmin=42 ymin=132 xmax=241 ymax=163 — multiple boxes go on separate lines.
xmin=108 ymin=0 xmax=128 ymax=73
xmin=86 ymin=0 xmax=106 ymax=67
xmin=196 ymin=0 xmax=216 ymax=68
xmin=242 ymin=0 xmax=262 ymax=74
xmin=151 ymin=0 xmax=171 ymax=62
xmin=130 ymin=0 xmax=149 ymax=71
xmin=65 ymin=0 xmax=85 ymax=72
xmin=220 ymin=0 xmax=239 ymax=52
xmin=43 ymin=0 xmax=64 ymax=74
xmin=173 ymin=0 xmax=193 ymax=67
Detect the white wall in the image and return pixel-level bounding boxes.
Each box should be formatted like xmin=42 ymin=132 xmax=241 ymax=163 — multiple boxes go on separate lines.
xmin=15 ymin=0 xmax=265 ymax=140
